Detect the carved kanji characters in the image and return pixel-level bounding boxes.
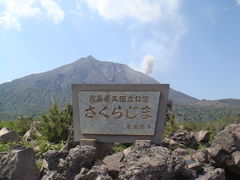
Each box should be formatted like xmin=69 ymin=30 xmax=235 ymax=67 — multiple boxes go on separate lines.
xmin=112 ymin=96 xmax=118 ymax=102
xmin=99 ymin=106 xmax=109 ymax=118
xmin=142 ymin=96 xmax=149 ymax=102
xmin=103 ymin=95 xmax=110 ymax=102
xmin=126 ymin=106 xmax=137 ymax=119
xmin=127 ymin=96 xmax=134 ymax=102
xmin=119 ymin=96 xmax=126 ymax=102
xmin=141 ymin=106 xmax=152 ymax=119
xmin=89 ymin=95 xmax=96 ymax=102
xmin=134 ymin=96 xmax=141 ymax=102
xmin=112 ymin=106 xmax=123 ymax=119
xmin=85 ymin=106 xmax=96 ymax=118
xmin=97 ymin=95 xmax=103 ymax=102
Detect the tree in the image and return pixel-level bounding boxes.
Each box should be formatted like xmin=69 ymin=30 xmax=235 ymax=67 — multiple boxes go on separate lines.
xmin=38 ymin=103 xmax=72 ymax=143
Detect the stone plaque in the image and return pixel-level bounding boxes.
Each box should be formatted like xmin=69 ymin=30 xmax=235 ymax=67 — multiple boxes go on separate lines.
xmin=78 ymin=91 xmax=160 ymax=135
xmin=72 ymin=84 xmax=169 ymax=144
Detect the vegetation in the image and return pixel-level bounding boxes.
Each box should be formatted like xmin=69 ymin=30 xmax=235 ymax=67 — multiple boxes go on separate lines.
xmin=164 ymin=109 xmax=240 ymax=142
xmin=0 ymin=103 xmax=71 ymax=155
xmin=0 ymin=117 xmax=34 ymax=136
xmin=173 ymin=104 xmax=240 ymax=122
xmin=37 ymin=103 xmax=72 ymax=143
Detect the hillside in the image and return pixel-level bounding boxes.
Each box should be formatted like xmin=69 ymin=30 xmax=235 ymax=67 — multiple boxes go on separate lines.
xmin=0 ymin=56 xmax=198 ymax=120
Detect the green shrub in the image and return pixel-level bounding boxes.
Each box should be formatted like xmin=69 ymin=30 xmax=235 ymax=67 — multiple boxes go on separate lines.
xmin=0 ymin=117 xmax=34 ymax=136
xmin=163 ymin=112 xmax=179 ymax=138
xmin=38 ymin=140 xmax=67 ymax=155
xmin=37 ymin=103 xmax=72 ymax=143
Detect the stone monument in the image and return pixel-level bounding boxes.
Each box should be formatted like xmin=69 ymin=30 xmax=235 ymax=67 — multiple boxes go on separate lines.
xmin=72 ymin=84 xmax=169 ymax=145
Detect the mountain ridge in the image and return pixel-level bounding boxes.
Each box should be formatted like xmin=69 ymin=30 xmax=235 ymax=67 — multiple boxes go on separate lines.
xmin=0 ymin=56 xmax=238 ymax=120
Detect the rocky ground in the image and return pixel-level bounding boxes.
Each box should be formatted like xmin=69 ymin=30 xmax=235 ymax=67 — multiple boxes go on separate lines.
xmin=1 ymin=123 xmax=240 ymax=180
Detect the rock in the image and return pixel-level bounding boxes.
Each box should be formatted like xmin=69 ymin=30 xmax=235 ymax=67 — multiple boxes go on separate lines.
xmin=42 ymin=150 xmax=69 ymax=171
xmin=211 ymin=124 xmax=240 ymax=153
xmin=194 ymin=130 xmax=210 ymax=143
xmin=67 ymin=120 xmax=79 ymax=150
xmin=193 ymin=149 xmax=210 ymax=163
xmin=209 ymin=124 xmax=240 ymax=175
xmin=74 ymin=166 xmax=112 ymax=180
xmin=170 ymin=130 xmax=198 ymax=149
xmin=186 ymin=161 xmax=204 ymax=173
xmin=122 ymin=147 xmax=132 ymax=156
xmin=41 ymin=145 xmax=96 ymax=180
xmin=66 ymin=145 xmax=96 ymax=176
xmin=0 ymin=148 xmax=39 ymax=180
xmin=0 ymin=128 xmax=20 ymax=143
xmin=41 ymin=171 xmax=66 ymax=180
xmin=102 ymin=152 xmax=124 ymax=177
xmin=196 ymin=168 xmax=225 ymax=180
xmin=118 ymin=144 xmax=188 ymax=180
xmin=22 ymin=121 xmax=42 ymax=141
xmin=174 ymin=148 xmax=190 ymax=156
xmin=232 ymin=151 xmax=240 ymax=166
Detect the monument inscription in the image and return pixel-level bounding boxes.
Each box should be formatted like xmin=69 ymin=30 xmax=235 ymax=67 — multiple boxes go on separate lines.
xmin=72 ymin=84 xmax=169 ymax=144
xmin=79 ymin=91 xmax=160 ymax=135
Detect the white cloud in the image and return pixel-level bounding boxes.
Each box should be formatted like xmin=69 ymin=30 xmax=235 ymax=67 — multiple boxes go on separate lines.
xmin=0 ymin=0 xmax=64 ymax=30
xmin=40 ymin=0 xmax=64 ymax=24
xmin=80 ymin=0 xmax=186 ymax=74
xmin=237 ymin=0 xmax=240 ymax=5
xmin=83 ymin=0 xmax=161 ymax=23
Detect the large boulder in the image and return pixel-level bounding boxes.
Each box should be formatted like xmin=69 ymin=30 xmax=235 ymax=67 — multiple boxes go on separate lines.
xmin=41 ymin=145 xmax=96 ymax=180
xmin=209 ymin=123 xmax=240 ymax=175
xmin=0 ymin=128 xmax=20 ymax=143
xmin=0 ymin=148 xmax=39 ymax=180
xmin=99 ymin=143 xmax=190 ymax=180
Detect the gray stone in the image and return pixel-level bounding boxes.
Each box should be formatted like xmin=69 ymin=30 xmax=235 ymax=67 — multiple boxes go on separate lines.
xmin=118 ymin=144 xmax=187 ymax=180
xmin=196 ymin=168 xmax=225 ymax=180
xmin=174 ymin=148 xmax=190 ymax=156
xmin=209 ymin=124 xmax=240 ymax=175
xmin=0 ymin=148 xmax=39 ymax=180
xmin=41 ymin=171 xmax=66 ymax=180
xmin=194 ymin=130 xmax=210 ymax=143
xmin=193 ymin=149 xmax=210 ymax=163
xmin=41 ymin=145 xmax=96 ymax=180
xmin=74 ymin=166 xmax=112 ymax=180
xmin=66 ymin=145 xmax=96 ymax=175
xmin=102 ymin=152 xmax=124 ymax=175
xmin=186 ymin=161 xmax=203 ymax=173
xmin=42 ymin=150 xmax=69 ymax=171
xmin=170 ymin=130 xmax=198 ymax=149
xmin=0 ymin=128 xmax=20 ymax=143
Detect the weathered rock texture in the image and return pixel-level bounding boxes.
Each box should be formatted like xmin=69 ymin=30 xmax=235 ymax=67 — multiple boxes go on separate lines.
xmin=194 ymin=130 xmax=210 ymax=143
xmin=0 ymin=148 xmax=39 ymax=180
xmin=41 ymin=145 xmax=96 ymax=180
xmin=209 ymin=124 xmax=240 ymax=175
xmin=0 ymin=128 xmax=20 ymax=143
xmin=165 ymin=130 xmax=198 ymax=149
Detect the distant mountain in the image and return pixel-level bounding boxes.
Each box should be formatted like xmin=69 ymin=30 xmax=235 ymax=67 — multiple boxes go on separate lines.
xmin=0 ymin=56 xmax=200 ymax=120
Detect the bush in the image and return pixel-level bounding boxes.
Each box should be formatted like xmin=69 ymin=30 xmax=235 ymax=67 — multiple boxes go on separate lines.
xmin=0 ymin=117 xmax=34 ymax=136
xmin=37 ymin=103 xmax=72 ymax=143
xmin=163 ymin=112 xmax=179 ymax=138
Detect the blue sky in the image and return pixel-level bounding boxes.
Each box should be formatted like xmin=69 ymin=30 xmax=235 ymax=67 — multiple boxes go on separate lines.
xmin=0 ymin=0 xmax=240 ymax=100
